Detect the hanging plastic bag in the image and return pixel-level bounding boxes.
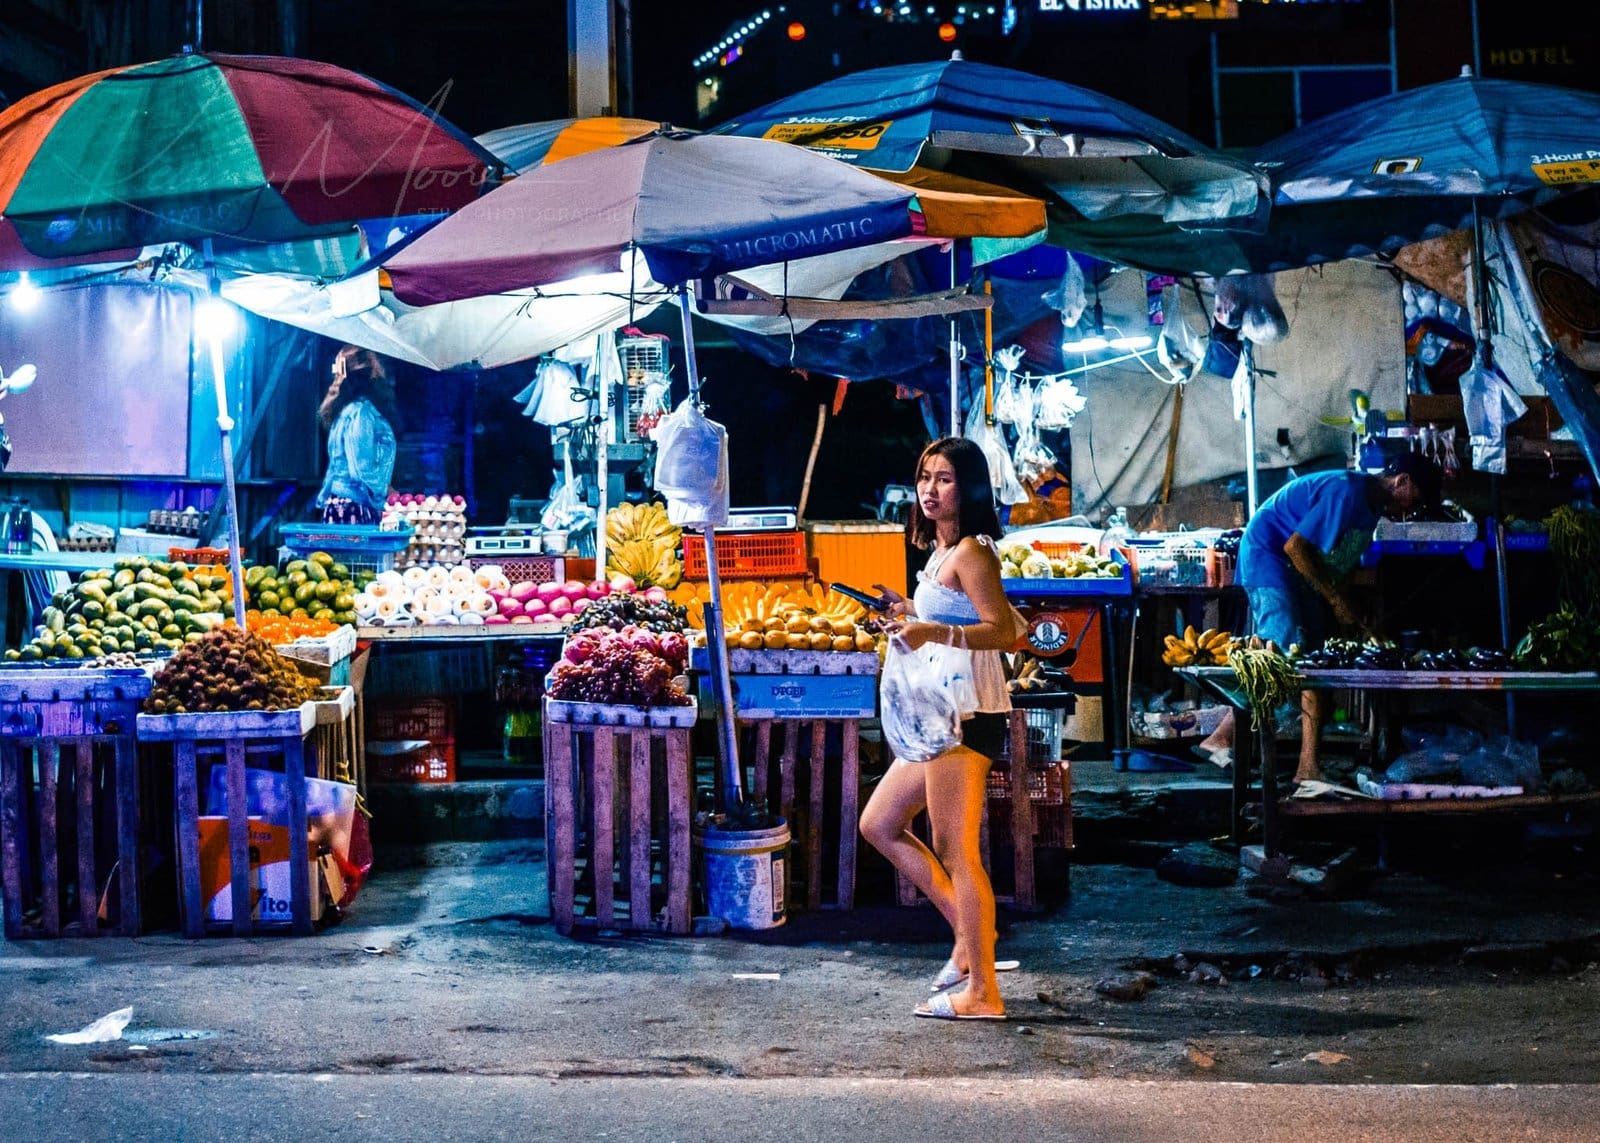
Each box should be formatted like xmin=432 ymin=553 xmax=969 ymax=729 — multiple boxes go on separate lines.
xmin=651 ymin=397 xmax=730 ymax=528
xmin=879 ymin=632 xmax=974 ymax=763
xmin=1013 ymin=402 xmax=1059 ymax=486
xmin=1034 ymin=374 xmax=1087 ymax=431
xmin=1044 ymin=256 xmax=1088 ymax=328
xmin=964 ymin=396 xmax=1028 ymax=505
xmin=635 ymin=373 xmax=672 ymax=437
xmin=524 ymin=358 xmax=590 ymax=426
xmin=542 ymin=437 xmax=596 ymax=536
xmin=1460 ymin=362 xmax=1527 ymax=474
xmin=1239 ymin=275 xmax=1290 ymax=344
xmin=991 ymin=345 xmax=1026 ymax=426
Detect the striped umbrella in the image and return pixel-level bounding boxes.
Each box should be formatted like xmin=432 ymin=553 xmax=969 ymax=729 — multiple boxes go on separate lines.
xmin=0 ymin=51 xmax=500 ymax=262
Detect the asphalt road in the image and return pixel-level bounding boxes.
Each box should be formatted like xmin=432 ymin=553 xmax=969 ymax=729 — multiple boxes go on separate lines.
xmin=2 ymin=1074 xmax=1597 ymax=1142
xmin=6 ymin=842 xmax=1600 ymax=1139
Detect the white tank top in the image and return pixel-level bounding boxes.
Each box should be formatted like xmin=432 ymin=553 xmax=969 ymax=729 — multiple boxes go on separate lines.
xmin=912 ymin=538 xmax=1012 ymax=716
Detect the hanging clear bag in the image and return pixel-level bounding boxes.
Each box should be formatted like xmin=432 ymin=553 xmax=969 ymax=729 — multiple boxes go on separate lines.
xmin=651 ymin=396 xmax=730 ymax=528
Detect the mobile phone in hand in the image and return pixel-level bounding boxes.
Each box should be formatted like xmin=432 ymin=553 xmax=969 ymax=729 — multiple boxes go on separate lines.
xmin=830 ymin=582 xmax=889 ymax=612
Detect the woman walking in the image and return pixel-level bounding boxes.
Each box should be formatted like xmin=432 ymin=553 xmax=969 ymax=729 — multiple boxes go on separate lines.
xmin=860 ymin=436 xmax=1018 ymax=1021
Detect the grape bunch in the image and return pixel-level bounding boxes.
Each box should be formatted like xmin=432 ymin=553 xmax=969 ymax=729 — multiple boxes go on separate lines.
xmin=571 ymin=592 xmax=688 ymax=634
xmin=547 ymin=632 xmax=690 ymax=706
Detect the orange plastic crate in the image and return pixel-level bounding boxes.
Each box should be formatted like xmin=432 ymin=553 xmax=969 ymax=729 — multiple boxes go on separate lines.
xmin=169 ymin=546 xmax=230 ymax=565
xmin=682 ymin=531 xmax=808 ymax=580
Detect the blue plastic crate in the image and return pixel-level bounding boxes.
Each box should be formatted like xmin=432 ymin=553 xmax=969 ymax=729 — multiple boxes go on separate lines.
xmin=278 ymin=523 xmax=414 ymax=576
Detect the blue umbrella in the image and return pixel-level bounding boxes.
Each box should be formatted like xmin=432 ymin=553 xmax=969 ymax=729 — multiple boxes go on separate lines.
xmin=712 ymin=54 xmax=1267 ymax=228
xmin=1050 ymin=70 xmax=1600 ymax=277
xmin=1251 ymin=68 xmax=1600 ymax=262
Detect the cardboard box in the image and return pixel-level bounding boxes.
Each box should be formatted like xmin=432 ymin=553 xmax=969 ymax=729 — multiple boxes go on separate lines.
xmin=198 ymin=816 xmax=323 ymax=925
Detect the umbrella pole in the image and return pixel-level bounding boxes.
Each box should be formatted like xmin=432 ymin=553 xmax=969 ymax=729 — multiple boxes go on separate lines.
xmin=1242 ymin=341 xmax=1260 ymax=517
xmin=1472 ymin=200 xmax=1517 ymax=735
xmin=201 ymin=244 xmax=248 ymax=632
xmin=597 ymin=342 xmax=610 ymax=578
xmin=983 ymin=277 xmax=994 ymax=424
xmin=677 ymin=287 xmax=743 ymax=812
xmin=949 ymin=244 xmax=960 ymax=437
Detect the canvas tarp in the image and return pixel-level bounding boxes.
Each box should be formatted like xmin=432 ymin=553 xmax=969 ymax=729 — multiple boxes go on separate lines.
xmin=1070 ymin=259 xmax=1405 ymax=517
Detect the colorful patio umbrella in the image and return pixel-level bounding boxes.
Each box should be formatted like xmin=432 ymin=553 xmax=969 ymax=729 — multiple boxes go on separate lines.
xmin=0 ymin=51 xmax=500 ymax=647
xmin=1069 ymin=69 xmax=1600 ymax=277
xmin=382 ymin=130 xmax=938 ymax=813
xmin=475 ymin=116 xmax=665 ymax=173
xmin=478 ymin=117 xmax=1047 ymax=243
xmin=384 ymin=132 xmax=920 ymax=306
xmin=0 ymin=51 xmax=500 ymax=261
xmin=712 ymin=54 xmax=1267 ymax=228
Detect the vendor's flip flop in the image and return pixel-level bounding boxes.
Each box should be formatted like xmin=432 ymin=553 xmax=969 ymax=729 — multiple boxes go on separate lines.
xmin=915 ymin=991 xmax=1007 ymax=1021
xmin=930 ymin=957 xmax=1021 ymax=992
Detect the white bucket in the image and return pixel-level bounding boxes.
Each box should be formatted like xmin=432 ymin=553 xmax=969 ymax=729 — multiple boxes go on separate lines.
xmin=695 ymin=818 xmax=789 ymax=930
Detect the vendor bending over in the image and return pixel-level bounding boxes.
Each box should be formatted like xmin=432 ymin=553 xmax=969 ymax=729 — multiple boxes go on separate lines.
xmin=1196 ymin=453 xmax=1443 ymax=784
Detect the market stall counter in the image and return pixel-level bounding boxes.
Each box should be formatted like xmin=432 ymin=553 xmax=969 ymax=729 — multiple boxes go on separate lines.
xmin=1180 ymin=664 xmax=1600 ymax=865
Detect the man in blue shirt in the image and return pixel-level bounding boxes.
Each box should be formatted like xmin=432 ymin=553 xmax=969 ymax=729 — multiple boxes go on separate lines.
xmin=1197 ymin=453 xmax=1443 ymax=783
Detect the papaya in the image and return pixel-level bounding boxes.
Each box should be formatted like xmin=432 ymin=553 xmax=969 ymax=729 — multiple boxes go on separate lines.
xmin=112 ymin=569 xmax=137 ymax=590
xmin=244 ymin=566 xmax=268 ymax=591
xmin=329 ymin=562 xmax=351 ymax=581
xmin=305 ymin=560 xmax=329 ymax=584
xmin=175 ymin=579 xmax=201 ymax=600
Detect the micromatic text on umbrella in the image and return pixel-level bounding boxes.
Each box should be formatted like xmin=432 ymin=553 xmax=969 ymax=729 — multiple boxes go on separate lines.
xmin=719 ymin=218 xmax=880 ymax=262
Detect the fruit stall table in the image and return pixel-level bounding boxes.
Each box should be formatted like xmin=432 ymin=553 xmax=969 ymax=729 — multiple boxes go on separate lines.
xmin=0 ymin=550 xmax=123 ymax=649
xmin=1003 ymin=571 xmax=1134 ymax=766
xmin=1180 ymin=665 xmax=1600 ymax=866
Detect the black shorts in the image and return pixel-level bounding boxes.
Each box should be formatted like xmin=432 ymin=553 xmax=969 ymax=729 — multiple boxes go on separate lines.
xmin=962 ymin=711 xmax=1008 ymax=759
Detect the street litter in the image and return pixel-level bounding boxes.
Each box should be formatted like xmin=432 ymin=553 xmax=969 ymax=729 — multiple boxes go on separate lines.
xmin=45 ymin=1006 xmax=133 ymax=1045
xmin=1304 ymin=1050 xmax=1352 ymax=1065
xmin=123 ymin=1028 xmax=217 ymax=1044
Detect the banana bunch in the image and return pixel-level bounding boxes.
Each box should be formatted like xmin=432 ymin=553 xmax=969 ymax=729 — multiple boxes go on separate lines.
xmin=605 ymin=502 xmax=683 ymax=589
xmin=1162 ymin=625 xmax=1233 ymax=667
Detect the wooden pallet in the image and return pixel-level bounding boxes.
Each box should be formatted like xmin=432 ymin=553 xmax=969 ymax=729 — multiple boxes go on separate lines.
xmin=544 ymin=699 xmax=693 ymax=936
xmin=722 ymin=719 xmax=862 ymax=912
xmin=895 ymin=711 xmax=1072 ymax=913
xmin=137 ymin=705 xmax=319 ymax=937
xmin=0 ymin=674 xmax=151 ymax=939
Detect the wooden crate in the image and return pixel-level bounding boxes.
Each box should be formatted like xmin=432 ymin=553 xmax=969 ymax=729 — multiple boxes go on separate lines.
xmin=894 ymin=710 xmax=1073 ymax=913
xmin=0 ymin=670 xmax=151 ymax=939
xmin=137 ymin=704 xmax=320 ymax=937
xmin=543 ymin=697 xmax=695 ymax=936
xmin=309 ymin=686 xmax=359 ymax=789
xmin=720 ymin=719 xmax=862 ymax=912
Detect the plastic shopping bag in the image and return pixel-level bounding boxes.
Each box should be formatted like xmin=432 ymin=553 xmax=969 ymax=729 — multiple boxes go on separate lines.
xmin=964 ymin=396 xmax=1028 ymax=505
xmin=879 ymin=634 xmax=976 ymax=763
xmin=651 ymin=397 xmax=730 ymax=528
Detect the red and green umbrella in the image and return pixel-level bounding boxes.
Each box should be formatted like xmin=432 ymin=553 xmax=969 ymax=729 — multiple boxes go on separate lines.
xmin=0 ymin=51 xmax=501 ymax=261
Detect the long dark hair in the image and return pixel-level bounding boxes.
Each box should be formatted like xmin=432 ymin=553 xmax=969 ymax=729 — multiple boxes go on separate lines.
xmin=328 ymin=348 xmax=400 ymax=431
xmin=908 ymin=436 xmax=1003 ymax=550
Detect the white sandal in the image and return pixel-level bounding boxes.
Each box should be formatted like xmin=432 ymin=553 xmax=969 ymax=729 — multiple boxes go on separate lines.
xmin=930 ymin=957 xmax=1021 ymax=992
